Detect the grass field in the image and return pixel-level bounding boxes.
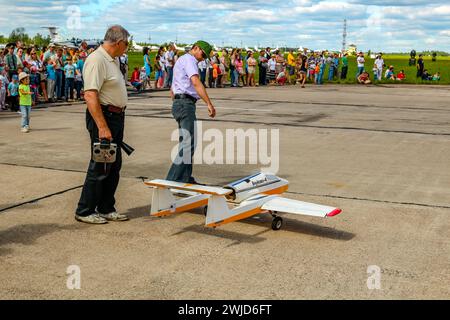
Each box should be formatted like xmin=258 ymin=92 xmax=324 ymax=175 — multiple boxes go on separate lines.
xmin=127 ymin=52 xmax=450 ymax=85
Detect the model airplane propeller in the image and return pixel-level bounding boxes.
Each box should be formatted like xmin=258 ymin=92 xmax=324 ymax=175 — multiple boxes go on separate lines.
xmin=144 ymin=172 xmax=342 ymax=231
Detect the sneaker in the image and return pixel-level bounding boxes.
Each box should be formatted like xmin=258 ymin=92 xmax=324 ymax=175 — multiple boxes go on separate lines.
xmin=75 ymin=213 xmax=108 ymax=224
xmin=21 ymin=127 xmax=29 ymax=133
xmin=96 ymin=210 xmax=129 ymax=221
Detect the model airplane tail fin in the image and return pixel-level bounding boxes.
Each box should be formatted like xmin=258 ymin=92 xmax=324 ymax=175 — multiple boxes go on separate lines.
xmin=147 ymin=180 xmax=213 ymax=217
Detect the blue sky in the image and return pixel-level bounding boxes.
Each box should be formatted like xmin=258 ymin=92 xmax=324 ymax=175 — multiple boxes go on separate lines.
xmin=1 ymin=0 xmax=450 ymax=52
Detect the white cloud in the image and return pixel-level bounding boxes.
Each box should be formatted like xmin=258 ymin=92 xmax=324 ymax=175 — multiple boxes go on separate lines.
xmin=1 ymin=0 xmax=450 ymax=52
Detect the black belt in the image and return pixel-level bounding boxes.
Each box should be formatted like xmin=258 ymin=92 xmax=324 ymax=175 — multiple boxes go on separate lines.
xmin=174 ymin=94 xmax=197 ymax=103
xmin=101 ymin=104 xmax=126 ymax=114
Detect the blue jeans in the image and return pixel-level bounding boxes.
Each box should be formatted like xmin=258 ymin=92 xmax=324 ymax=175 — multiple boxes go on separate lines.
xmin=65 ymin=78 xmax=74 ymax=100
xmin=199 ymin=69 xmax=207 ymax=86
xmin=75 ymin=80 xmax=83 ymax=99
xmin=166 ymin=98 xmax=197 ymax=183
xmin=20 ymin=105 xmax=31 ymax=128
xmin=328 ymin=67 xmax=335 ymax=81
xmin=55 ymin=70 xmax=63 ymax=99
xmin=131 ymin=81 xmax=142 ymax=91
xmin=164 ymin=66 xmax=173 ymax=88
xmin=233 ymin=69 xmax=239 ymax=86
xmin=356 ymin=67 xmax=364 ymax=78
xmin=317 ymin=66 xmax=325 ymax=85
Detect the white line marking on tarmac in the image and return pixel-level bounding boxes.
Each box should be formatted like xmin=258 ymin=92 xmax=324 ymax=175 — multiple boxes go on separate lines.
xmin=127 ymin=102 xmax=272 ymax=112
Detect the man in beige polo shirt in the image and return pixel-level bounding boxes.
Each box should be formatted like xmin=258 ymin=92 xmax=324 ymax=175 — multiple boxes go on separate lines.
xmin=75 ymin=25 xmax=130 ymax=224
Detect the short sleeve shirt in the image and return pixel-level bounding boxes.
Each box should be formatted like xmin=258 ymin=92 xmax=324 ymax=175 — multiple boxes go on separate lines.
xmin=357 ymin=56 xmax=365 ymax=67
xmin=171 ymin=53 xmax=200 ymax=99
xmin=342 ymin=57 xmax=348 ymax=67
xmin=82 ymin=45 xmax=128 ymax=108
xmin=19 ymin=84 xmax=32 ymax=106
xmin=64 ymin=64 xmax=75 ymax=78
xmin=164 ymin=51 xmax=174 ymax=67
xmin=287 ymin=53 xmax=295 ymax=67
xmin=8 ymin=82 xmax=19 ymax=96
xmin=375 ymin=58 xmax=384 ymax=69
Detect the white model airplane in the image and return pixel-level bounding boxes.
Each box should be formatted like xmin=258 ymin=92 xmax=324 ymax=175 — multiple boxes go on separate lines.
xmin=42 ymin=26 xmax=100 ymax=49
xmin=174 ymin=43 xmax=192 ymax=52
xmin=144 ymin=172 xmax=342 ymax=231
xmin=270 ymin=46 xmax=279 ymax=53
xmin=130 ymin=40 xmax=144 ymax=52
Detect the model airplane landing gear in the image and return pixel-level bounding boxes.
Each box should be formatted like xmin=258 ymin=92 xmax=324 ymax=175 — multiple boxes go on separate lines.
xmin=270 ymin=211 xmax=283 ymax=231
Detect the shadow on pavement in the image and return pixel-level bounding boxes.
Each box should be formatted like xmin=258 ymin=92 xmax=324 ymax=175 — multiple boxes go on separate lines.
xmin=0 ymin=223 xmax=86 ymax=256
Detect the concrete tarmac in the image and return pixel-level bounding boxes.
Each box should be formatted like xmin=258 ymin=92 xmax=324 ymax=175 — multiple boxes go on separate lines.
xmin=0 ymin=84 xmax=449 ymax=299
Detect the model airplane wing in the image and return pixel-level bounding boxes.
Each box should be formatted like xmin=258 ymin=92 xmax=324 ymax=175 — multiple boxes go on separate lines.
xmin=145 ymin=179 xmax=233 ymax=196
xmin=261 ymin=196 xmax=341 ymax=218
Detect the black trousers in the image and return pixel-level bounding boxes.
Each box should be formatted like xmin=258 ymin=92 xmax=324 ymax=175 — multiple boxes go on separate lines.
xmin=8 ymin=95 xmax=19 ymax=111
xmin=341 ymin=66 xmax=348 ymax=79
xmin=259 ymin=66 xmax=267 ymax=85
xmin=76 ymin=109 xmax=124 ymax=216
xmin=208 ymin=68 xmax=214 ymax=88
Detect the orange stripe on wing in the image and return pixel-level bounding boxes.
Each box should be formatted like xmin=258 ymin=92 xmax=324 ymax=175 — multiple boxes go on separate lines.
xmin=151 ymin=198 xmax=209 ymax=217
xmin=262 ymin=185 xmax=289 ymax=196
xmin=206 ymin=207 xmax=263 ymax=228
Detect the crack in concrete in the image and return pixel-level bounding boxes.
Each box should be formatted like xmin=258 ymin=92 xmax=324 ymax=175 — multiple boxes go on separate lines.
xmin=0 ymin=185 xmax=83 ymax=213
xmin=43 ymin=110 xmax=450 ymax=136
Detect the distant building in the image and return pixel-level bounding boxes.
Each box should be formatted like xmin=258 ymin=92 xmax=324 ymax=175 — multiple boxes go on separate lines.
xmin=346 ymin=44 xmax=357 ymax=56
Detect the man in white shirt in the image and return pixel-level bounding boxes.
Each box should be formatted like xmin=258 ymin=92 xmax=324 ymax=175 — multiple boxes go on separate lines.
xmin=374 ymin=53 xmax=384 ymax=81
xmin=356 ymin=52 xmax=365 ymax=78
xmin=163 ymin=44 xmax=175 ymax=88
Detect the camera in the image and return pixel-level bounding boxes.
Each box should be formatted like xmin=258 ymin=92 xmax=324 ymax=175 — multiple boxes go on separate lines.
xmin=93 ymin=139 xmax=117 ymax=163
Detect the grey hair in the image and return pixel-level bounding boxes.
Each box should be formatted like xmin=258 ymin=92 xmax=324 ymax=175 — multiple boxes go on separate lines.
xmin=104 ymin=25 xmax=130 ymax=43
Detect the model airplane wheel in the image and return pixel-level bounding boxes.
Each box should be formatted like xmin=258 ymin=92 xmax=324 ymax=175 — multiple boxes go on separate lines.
xmin=271 ymin=216 xmax=283 ymax=231
xmin=203 ymin=205 xmax=208 ymax=216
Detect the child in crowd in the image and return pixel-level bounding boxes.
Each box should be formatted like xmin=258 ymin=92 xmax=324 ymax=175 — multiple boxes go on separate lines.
xmin=372 ymin=65 xmax=379 ymax=80
xmin=211 ymin=62 xmax=219 ymax=88
xmin=18 ymin=72 xmax=33 ymax=133
xmin=29 ymin=65 xmax=39 ymax=105
xmin=64 ymin=59 xmax=75 ymax=101
xmin=421 ymin=69 xmax=432 ymax=81
xmin=314 ymin=64 xmax=320 ymax=84
xmin=385 ymin=66 xmax=396 ymax=80
xmin=154 ymin=56 xmax=163 ymax=89
xmin=397 ymin=70 xmax=406 ymax=81
xmin=276 ymin=68 xmax=287 ymax=86
xmin=139 ymin=67 xmax=150 ymax=90
xmin=357 ymin=71 xmax=372 ymax=85
xmin=46 ymin=58 xmax=56 ymax=102
xmin=7 ymin=75 xmax=19 ymax=112
xmin=130 ymin=67 xmax=142 ymax=92
xmin=432 ymin=72 xmax=441 ymax=81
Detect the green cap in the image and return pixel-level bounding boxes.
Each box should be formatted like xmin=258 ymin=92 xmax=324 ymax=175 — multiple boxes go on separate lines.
xmin=194 ymin=40 xmax=212 ymax=57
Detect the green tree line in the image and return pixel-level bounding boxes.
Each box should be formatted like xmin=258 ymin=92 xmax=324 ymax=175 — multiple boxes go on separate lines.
xmin=0 ymin=28 xmax=51 ymax=48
